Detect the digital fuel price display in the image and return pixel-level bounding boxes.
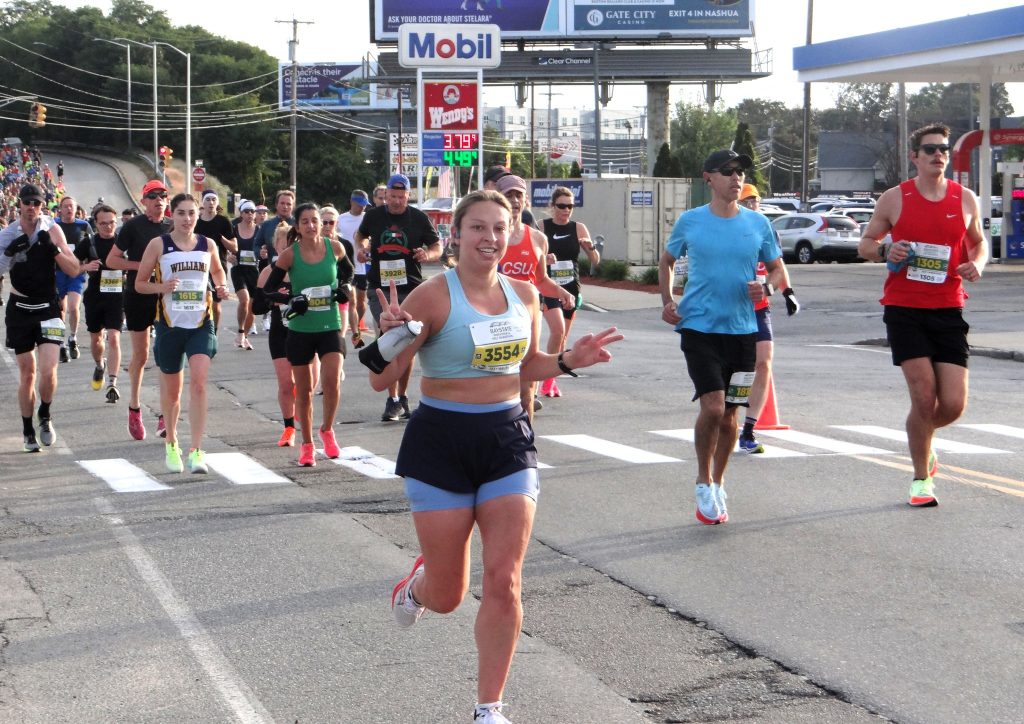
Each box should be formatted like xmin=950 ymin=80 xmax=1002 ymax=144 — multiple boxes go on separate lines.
xmin=422 ymin=132 xmax=480 ymax=167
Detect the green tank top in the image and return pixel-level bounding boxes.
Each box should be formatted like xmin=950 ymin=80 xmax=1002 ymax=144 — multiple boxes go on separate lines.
xmin=287 ymin=241 xmax=340 ymax=333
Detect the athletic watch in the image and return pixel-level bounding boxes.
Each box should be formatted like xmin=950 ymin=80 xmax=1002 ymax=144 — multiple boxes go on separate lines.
xmin=557 ymin=350 xmax=579 ymax=378
xmin=762 ymin=282 xmax=775 ymax=298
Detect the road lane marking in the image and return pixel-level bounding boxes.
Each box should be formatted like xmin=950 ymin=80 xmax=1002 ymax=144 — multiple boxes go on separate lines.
xmin=94 ymin=498 xmax=273 ymax=723
xmin=958 ymin=423 xmax=1024 ymax=440
xmin=834 ymin=425 xmax=1008 ymax=454
xmin=332 ymin=446 xmax=399 ymax=478
xmin=204 ymin=452 xmax=291 ymax=485
xmin=541 ymin=434 xmax=681 ymax=463
xmin=77 ymin=459 xmax=170 ymax=493
xmin=757 ymin=429 xmax=892 ymax=455
xmin=849 ymin=455 xmax=1024 ymax=498
xmin=651 ymin=428 xmax=806 ymax=458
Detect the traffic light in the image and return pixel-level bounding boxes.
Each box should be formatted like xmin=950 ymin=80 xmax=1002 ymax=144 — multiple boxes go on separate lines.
xmin=158 ymin=145 xmax=173 ymax=170
xmin=28 ymin=102 xmax=46 ymax=128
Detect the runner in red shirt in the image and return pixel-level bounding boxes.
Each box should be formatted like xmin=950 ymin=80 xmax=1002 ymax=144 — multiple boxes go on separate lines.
xmin=859 ymin=123 xmax=988 ymax=508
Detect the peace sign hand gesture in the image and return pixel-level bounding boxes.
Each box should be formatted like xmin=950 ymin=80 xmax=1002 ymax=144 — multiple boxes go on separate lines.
xmin=374 ymin=280 xmax=411 ymax=332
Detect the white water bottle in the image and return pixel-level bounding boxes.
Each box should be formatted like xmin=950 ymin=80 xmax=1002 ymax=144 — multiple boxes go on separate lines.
xmin=358 ymin=320 xmax=423 ymax=373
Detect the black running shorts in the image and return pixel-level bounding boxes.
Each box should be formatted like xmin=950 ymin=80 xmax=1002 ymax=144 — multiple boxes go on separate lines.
xmin=883 ymin=305 xmax=969 ymax=367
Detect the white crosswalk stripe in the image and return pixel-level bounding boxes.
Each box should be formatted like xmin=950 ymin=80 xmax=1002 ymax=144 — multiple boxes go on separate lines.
xmin=77 ymin=458 xmax=170 ymax=493
xmin=833 ymin=425 xmax=1009 ymax=454
xmin=331 ymin=446 xmax=399 ymax=479
xmin=958 ymin=423 xmax=1024 ymax=440
xmin=757 ymin=429 xmax=893 ymax=455
xmin=204 ymin=452 xmax=291 ymax=485
xmin=541 ymin=434 xmax=681 ymax=463
xmin=651 ymin=429 xmax=807 ymax=458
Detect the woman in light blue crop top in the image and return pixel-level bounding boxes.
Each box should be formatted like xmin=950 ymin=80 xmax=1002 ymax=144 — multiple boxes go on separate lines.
xmin=367 ymin=190 xmax=623 ymax=723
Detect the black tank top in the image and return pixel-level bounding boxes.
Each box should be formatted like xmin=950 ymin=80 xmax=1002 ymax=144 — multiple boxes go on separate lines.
xmin=542 ymin=219 xmax=581 ymax=279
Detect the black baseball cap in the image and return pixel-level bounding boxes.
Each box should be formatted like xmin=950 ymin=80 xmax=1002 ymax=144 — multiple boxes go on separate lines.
xmin=484 ymin=165 xmax=510 ymax=184
xmin=702 ymin=149 xmax=752 ymax=173
xmin=19 ymin=184 xmax=45 ymax=203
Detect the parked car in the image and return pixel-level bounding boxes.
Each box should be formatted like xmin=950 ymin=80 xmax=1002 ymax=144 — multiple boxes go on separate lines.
xmin=771 ymin=213 xmax=862 ymax=264
xmin=758 ymin=204 xmax=790 ymax=223
xmin=836 ymin=207 xmax=875 ymax=224
xmin=761 ymin=197 xmax=801 ymax=212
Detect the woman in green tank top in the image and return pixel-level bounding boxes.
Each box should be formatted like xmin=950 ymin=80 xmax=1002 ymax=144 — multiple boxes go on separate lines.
xmin=265 ymin=202 xmax=349 ymax=467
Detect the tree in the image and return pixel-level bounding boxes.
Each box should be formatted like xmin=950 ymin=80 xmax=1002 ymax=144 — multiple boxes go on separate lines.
xmin=670 ymin=102 xmax=737 ymax=176
xmin=569 ymin=160 xmax=582 ymax=178
xmin=732 ymin=122 xmax=765 ymax=191
xmin=652 ymin=142 xmax=674 ymax=177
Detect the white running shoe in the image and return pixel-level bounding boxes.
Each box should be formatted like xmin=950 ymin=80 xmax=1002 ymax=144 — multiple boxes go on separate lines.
xmin=391 ymin=555 xmax=425 ymax=627
xmin=474 ymin=703 xmax=511 ymax=722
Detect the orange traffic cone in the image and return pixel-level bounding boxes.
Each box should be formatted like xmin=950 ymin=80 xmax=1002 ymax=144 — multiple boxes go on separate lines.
xmin=755 ymin=374 xmax=790 ymax=430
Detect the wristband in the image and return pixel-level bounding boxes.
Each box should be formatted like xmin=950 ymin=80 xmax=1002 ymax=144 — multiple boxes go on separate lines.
xmin=783 ymin=287 xmax=795 ymax=298
xmin=557 ymin=350 xmax=579 ymax=378
xmin=878 ymin=242 xmax=890 ymax=262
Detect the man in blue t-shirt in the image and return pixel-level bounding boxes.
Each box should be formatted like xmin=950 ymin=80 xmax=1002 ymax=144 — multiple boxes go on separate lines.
xmin=657 ymin=149 xmax=786 ymax=526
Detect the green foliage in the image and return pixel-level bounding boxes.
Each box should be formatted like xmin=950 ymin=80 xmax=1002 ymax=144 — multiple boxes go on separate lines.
xmin=652 ymin=142 xmax=675 ymax=177
xmin=632 ymin=266 xmax=659 ymax=286
xmin=732 ymin=122 xmax=765 ymax=190
xmin=671 ymin=102 xmax=738 ymax=177
xmin=598 ymin=259 xmax=629 ymax=281
xmin=577 ymin=255 xmax=590 ymax=276
xmin=570 ymin=160 xmax=582 ymax=178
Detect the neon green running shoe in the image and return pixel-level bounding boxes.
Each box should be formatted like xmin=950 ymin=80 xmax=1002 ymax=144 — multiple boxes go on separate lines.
xmin=908 ymin=477 xmax=938 ymax=507
xmin=165 ymin=442 xmax=184 ymax=473
xmin=188 ymin=448 xmax=208 ymax=474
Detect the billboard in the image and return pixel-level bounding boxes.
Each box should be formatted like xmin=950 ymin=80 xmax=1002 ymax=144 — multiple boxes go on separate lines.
xmin=531 ymin=179 xmax=584 ymax=209
xmin=372 ymin=0 xmax=751 ymax=42
xmin=277 ymin=62 xmax=408 ymax=111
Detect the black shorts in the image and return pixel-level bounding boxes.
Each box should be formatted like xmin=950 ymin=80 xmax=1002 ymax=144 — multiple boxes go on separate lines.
xmin=4 ymin=296 xmax=62 ymax=355
xmin=286 ymin=328 xmax=343 ymax=366
xmin=884 ymin=305 xmax=970 ymax=367
xmin=680 ymin=328 xmax=757 ymax=406
xmin=353 ymin=273 xmax=368 ymax=292
xmin=755 ymin=306 xmax=773 ymax=343
xmin=230 ymin=265 xmax=259 ymax=295
xmin=123 ymin=291 xmax=157 ymax=332
xmin=395 ymin=400 xmax=537 ymax=495
xmin=268 ymin=311 xmax=287 ymax=360
xmin=84 ymin=293 xmax=125 ymax=333
xmin=367 ymin=286 xmax=411 ymax=328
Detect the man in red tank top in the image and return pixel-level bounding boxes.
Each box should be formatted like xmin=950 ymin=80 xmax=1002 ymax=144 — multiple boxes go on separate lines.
xmin=858 ymin=123 xmax=988 ymax=508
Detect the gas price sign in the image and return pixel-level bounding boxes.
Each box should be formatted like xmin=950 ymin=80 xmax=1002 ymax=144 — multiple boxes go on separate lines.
xmin=422 ymin=131 xmax=480 ymax=167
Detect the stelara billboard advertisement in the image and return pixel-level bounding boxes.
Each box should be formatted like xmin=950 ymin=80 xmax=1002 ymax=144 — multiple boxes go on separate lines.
xmin=422 ymin=82 xmax=479 ymax=132
xmin=373 ymin=1 xmax=752 ymax=42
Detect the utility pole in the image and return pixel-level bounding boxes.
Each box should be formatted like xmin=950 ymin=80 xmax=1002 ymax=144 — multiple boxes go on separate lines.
xmin=800 ymin=0 xmax=813 ymax=207
xmin=276 ymin=17 xmax=313 ymax=194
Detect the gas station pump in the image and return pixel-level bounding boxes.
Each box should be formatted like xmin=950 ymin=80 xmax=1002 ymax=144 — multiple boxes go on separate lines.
xmin=997 ymin=161 xmax=1024 ymax=260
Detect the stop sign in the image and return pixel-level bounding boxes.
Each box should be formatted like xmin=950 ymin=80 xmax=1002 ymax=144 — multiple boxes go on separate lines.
xmin=192 ymin=166 xmax=207 ymax=183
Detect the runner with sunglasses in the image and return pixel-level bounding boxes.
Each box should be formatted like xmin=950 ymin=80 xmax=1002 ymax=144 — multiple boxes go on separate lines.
xmin=539 ymin=186 xmax=600 ymax=399
xmin=105 ymin=180 xmax=172 ymax=441
xmin=230 ymin=200 xmax=260 ymax=349
xmin=1 ymin=184 xmax=82 ymax=451
xmin=658 ymin=150 xmax=786 ymax=526
xmin=858 ymin=123 xmax=988 ymax=508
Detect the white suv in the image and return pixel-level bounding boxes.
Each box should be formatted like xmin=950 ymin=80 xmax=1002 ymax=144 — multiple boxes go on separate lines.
xmin=771 ymin=213 xmax=862 ymax=264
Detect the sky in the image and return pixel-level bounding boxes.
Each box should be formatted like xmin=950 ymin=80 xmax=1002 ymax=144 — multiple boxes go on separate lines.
xmin=57 ymin=1 xmax=1024 ymax=116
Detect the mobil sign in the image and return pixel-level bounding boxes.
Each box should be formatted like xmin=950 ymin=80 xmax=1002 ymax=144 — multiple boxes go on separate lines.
xmin=399 ymin=24 xmax=501 ymax=68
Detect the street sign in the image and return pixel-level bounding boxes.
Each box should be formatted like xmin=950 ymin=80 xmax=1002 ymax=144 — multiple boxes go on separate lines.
xmin=192 ymin=167 xmax=207 ymax=183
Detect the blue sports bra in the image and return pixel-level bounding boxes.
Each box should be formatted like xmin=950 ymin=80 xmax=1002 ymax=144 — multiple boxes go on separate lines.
xmin=418 ymin=269 xmax=532 ymax=379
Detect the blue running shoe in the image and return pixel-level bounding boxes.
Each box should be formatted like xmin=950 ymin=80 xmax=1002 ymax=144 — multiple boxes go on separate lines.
xmin=738 ymin=433 xmax=764 ymax=454
xmin=695 ymin=483 xmax=723 ymax=525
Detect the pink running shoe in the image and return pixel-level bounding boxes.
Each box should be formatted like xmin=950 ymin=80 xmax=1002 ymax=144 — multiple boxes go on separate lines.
xmin=549 ymin=380 xmax=562 ymax=397
xmin=539 ymin=378 xmax=555 ymax=397
xmin=319 ymin=428 xmax=341 ymax=459
xmin=298 ymin=442 xmax=316 ymax=467
xmin=127 ymin=408 xmax=146 ymax=440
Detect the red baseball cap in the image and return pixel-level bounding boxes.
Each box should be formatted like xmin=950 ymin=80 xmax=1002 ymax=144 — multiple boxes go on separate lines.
xmin=141 ymin=180 xmax=168 ymax=197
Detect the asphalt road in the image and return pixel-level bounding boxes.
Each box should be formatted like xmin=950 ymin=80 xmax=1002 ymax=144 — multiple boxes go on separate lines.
xmin=2 ymin=161 xmax=1023 ymax=723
